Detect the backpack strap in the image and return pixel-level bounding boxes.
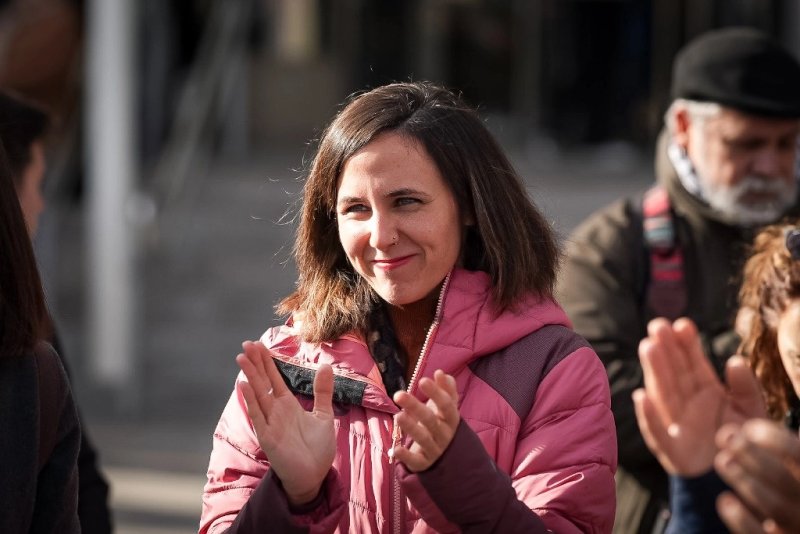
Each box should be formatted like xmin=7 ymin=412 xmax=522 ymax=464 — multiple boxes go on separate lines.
xmin=642 ymin=185 xmax=687 ymax=320
xmin=34 ymin=343 xmax=62 ymax=471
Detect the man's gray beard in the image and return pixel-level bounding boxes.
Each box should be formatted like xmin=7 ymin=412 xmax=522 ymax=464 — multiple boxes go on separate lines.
xmin=701 ymin=174 xmax=797 ymax=227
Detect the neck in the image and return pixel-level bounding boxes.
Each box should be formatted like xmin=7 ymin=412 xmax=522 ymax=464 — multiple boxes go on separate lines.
xmin=386 ymin=291 xmax=438 ymax=381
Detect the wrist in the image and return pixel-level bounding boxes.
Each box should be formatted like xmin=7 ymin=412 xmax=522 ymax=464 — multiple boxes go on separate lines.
xmin=286 ymin=484 xmax=322 ymax=508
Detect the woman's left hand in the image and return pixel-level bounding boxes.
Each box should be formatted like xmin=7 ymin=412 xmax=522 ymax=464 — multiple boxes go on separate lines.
xmin=392 ymin=370 xmax=460 ymax=472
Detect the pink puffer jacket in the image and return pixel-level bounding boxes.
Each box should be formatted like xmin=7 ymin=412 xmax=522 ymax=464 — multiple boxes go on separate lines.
xmin=200 ymin=269 xmax=617 ymax=533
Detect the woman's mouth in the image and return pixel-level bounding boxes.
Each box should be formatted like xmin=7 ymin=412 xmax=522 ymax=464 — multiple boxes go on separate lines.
xmin=372 ymin=255 xmax=414 ymax=271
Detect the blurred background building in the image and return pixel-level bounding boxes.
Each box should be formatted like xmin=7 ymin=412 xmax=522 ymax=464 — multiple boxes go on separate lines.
xmin=0 ymin=0 xmax=797 ymax=532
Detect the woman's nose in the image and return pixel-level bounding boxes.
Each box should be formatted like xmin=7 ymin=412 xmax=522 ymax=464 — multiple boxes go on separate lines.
xmin=368 ymin=214 xmax=396 ymax=249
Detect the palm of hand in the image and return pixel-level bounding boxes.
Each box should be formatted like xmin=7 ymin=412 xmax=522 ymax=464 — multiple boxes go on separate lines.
xmin=253 ymin=392 xmax=336 ymax=492
xmin=236 ymin=341 xmax=337 ymax=504
xmin=636 ymin=318 xmax=764 ymax=477
xmin=665 ymin=388 xmax=744 ymax=475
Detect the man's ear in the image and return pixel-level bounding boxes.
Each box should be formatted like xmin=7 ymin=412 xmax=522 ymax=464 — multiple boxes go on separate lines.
xmin=672 ymin=106 xmax=692 ymax=150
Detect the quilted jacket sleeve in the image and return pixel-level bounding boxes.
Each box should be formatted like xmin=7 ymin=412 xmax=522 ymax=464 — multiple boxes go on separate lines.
xmin=199 ymin=375 xmax=346 ymax=534
xmin=400 ymin=346 xmax=617 ymax=533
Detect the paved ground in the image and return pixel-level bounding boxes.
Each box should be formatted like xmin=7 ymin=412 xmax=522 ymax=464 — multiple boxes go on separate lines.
xmin=37 ymin=137 xmax=651 ymax=533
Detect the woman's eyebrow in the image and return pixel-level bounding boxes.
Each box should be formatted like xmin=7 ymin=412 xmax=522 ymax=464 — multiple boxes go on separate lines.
xmin=387 ymin=187 xmax=426 ymax=198
xmin=337 ymin=188 xmax=428 ymax=207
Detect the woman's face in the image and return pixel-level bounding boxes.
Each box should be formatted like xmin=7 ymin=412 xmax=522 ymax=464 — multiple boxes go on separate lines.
xmin=336 ymin=132 xmax=463 ymax=306
xmin=777 ymin=299 xmax=800 ymax=396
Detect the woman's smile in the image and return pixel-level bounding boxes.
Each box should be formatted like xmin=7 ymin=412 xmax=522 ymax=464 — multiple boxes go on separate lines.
xmin=372 ymin=254 xmax=415 ymax=271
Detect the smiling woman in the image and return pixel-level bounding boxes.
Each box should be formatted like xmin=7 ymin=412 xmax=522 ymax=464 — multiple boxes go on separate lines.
xmin=336 ymin=132 xmax=463 ymax=309
xmin=200 ymin=82 xmax=617 ymax=534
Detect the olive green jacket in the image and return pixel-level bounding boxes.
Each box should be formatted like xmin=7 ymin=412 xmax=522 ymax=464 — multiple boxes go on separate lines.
xmin=556 ymin=132 xmax=800 ymax=534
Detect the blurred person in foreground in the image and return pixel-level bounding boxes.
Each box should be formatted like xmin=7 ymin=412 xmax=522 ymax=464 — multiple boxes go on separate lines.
xmin=634 ymin=220 xmax=800 ymax=532
xmin=0 ymin=90 xmax=113 ymax=533
xmin=556 ymin=27 xmax=800 ymax=533
xmin=0 ymin=138 xmax=80 ymax=531
xmin=200 ymin=82 xmax=617 ymax=533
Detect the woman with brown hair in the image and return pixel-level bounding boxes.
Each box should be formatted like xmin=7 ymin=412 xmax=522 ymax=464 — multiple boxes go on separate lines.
xmin=200 ymin=82 xmax=616 ymax=533
xmin=0 ymin=139 xmax=80 ymax=532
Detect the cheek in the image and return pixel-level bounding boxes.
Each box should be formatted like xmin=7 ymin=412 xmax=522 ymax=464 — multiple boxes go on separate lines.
xmin=337 ymin=221 xmax=365 ymax=262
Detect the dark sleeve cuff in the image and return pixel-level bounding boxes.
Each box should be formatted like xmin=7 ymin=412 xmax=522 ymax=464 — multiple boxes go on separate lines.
xmin=666 ymin=470 xmax=730 ymax=534
xmin=403 ymin=420 xmax=547 ymax=533
xmin=227 ymin=469 xmax=343 ymax=533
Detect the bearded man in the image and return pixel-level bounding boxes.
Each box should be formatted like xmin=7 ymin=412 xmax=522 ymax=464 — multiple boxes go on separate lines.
xmin=556 ymin=27 xmax=800 ymax=534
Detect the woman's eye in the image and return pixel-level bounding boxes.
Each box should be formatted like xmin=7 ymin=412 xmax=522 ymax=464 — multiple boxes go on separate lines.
xmin=396 ymin=197 xmax=420 ymax=207
xmin=342 ymin=204 xmax=368 ymax=214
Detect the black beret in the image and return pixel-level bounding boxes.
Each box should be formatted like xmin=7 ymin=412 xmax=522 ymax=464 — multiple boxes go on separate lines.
xmin=671 ymin=27 xmax=800 ymax=117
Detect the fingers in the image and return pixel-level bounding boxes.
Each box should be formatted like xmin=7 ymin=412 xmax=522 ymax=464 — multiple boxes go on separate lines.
xmin=392 ymin=371 xmax=460 ymax=472
xmin=639 ymin=333 xmax=682 ymax=425
xmin=237 ymin=379 xmax=269 ymax=429
xmin=725 ymin=357 xmax=766 ymax=419
xmin=236 ymin=350 xmax=275 ymax=415
xmin=250 ymin=341 xmax=291 ymax=397
xmin=716 ymin=491 xmax=765 ymax=534
xmin=428 ymin=371 xmax=460 ymax=426
xmin=633 ymin=388 xmax=677 ymax=474
xmin=736 ymin=419 xmax=800 ymax=462
xmin=434 ymin=369 xmax=458 ymax=400
xmin=672 ymin=317 xmax=720 ymax=390
xmin=313 ymin=363 xmax=335 ymax=417
xmin=715 ymin=422 xmax=800 ymax=530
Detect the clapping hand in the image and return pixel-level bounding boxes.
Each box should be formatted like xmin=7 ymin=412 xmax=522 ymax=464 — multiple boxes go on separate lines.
xmin=392 ymin=370 xmax=460 ymax=472
xmin=633 ymin=318 xmax=765 ymax=476
xmin=236 ymin=341 xmax=336 ymax=506
xmin=715 ymin=420 xmax=800 ymax=534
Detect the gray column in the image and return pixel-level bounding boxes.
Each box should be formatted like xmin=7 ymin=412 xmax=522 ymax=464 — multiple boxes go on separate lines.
xmin=85 ymin=0 xmax=138 ymax=409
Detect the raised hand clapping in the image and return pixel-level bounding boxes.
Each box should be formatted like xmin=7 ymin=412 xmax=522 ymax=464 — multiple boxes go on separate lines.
xmin=236 ymin=341 xmax=336 ymax=506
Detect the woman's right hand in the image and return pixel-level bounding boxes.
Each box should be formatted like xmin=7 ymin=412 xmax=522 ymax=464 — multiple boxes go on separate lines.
xmin=236 ymin=341 xmax=336 ymax=506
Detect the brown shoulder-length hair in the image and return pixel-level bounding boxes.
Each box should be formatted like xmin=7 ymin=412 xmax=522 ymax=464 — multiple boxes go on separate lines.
xmin=736 ymin=221 xmax=800 ymax=421
xmin=278 ymin=81 xmax=558 ymax=342
xmin=0 ymin=140 xmax=48 ymax=358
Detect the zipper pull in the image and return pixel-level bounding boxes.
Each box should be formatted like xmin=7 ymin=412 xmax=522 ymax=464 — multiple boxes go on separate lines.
xmin=388 ymin=418 xmax=401 ymax=464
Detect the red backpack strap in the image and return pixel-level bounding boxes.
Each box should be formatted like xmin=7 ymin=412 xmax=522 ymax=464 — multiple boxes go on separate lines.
xmin=642 ymin=185 xmax=687 ymax=320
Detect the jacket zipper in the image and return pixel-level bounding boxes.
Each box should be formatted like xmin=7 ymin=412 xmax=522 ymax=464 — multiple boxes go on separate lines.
xmin=390 ymin=273 xmax=451 ymax=534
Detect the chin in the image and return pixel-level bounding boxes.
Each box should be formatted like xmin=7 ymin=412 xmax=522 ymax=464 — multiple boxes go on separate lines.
xmin=376 ymin=288 xmax=420 ymax=307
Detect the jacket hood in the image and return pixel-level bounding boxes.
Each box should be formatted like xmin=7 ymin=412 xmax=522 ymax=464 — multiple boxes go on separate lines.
xmin=428 ymin=269 xmax=571 ymax=373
